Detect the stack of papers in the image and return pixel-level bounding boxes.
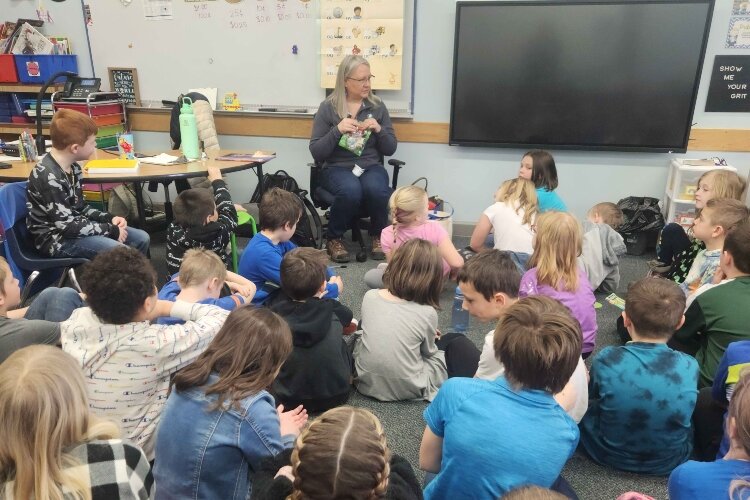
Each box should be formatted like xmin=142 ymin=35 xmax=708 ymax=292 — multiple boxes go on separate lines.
xmin=138 ymin=153 xmax=189 ymax=165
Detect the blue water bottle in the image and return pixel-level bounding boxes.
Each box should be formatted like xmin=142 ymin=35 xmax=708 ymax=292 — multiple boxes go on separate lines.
xmin=451 ymin=285 xmax=470 ymax=333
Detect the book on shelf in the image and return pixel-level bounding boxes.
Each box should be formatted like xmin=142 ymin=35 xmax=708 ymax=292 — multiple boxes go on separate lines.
xmin=10 ymin=22 xmax=54 ymax=55
xmin=85 ymin=158 xmax=139 ymax=173
xmin=216 ymin=151 xmax=276 ymax=162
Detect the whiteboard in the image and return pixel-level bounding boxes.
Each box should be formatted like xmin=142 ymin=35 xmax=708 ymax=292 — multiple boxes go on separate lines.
xmin=86 ymin=0 xmax=415 ymax=114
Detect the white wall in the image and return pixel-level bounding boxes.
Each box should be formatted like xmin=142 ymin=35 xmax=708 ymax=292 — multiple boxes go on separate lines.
xmin=62 ymin=0 xmax=750 ymax=223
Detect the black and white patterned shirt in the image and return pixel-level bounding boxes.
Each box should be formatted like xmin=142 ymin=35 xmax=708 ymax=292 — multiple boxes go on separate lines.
xmin=26 ymin=154 xmax=118 ymax=257
xmin=1 ymin=439 xmax=153 ymax=499
xmin=165 ymin=178 xmax=237 ymax=276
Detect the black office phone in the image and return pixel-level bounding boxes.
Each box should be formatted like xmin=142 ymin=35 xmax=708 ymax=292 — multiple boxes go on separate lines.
xmin=1 ymin=144 xmax=20 ymax=157
xmin=61 ymin=77 xmax=102 ymax=101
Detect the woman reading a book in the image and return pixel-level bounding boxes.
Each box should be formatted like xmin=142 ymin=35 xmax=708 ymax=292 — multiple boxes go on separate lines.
xmin=309 ymin=55 xmax=398 ymax=264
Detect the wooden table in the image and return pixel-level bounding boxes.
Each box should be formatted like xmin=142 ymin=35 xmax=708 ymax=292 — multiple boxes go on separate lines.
xmin=0 ymin=149 xmax=272 ymax=228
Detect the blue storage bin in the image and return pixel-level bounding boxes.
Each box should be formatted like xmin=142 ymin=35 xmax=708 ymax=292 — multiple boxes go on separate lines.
xmin=14 ymin=55 xmax=78 ymax=84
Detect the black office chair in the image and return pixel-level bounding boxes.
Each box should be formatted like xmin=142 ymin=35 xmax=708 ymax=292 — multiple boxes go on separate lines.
xmin=309 ymin=158 xmax=405 ymax=262
xmin=0 ymin=182 xmax=88 ymax=305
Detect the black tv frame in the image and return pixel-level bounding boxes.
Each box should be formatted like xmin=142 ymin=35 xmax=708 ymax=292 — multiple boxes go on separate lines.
xmin=449 ymin=0 xmax=715 ymax=153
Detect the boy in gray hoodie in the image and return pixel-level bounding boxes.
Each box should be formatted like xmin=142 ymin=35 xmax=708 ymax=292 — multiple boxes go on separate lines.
xmin=579 ymin=202 xmax=627 ymax=293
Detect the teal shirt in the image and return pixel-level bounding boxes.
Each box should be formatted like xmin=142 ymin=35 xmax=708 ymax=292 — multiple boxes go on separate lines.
xmin=580 ymin=342 xmax=698 ymax=475
xmin=535 ymin=187 xmax=567 ymax=212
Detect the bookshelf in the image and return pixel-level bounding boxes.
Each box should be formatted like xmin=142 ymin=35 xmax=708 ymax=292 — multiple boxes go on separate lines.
xmin=0 ymin=83 xmax=63 ymax=93
xmin=0 ymin=83 xmax=62 ymax=139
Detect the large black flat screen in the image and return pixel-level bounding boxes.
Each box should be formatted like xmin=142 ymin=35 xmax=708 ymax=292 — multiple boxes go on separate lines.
xmin=449 ymin=1 xmax=714 ymax=152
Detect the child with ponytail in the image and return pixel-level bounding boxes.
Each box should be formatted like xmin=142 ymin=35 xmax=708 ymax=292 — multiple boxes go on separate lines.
xmin=365 ymin=185 xmax=463 ymax=289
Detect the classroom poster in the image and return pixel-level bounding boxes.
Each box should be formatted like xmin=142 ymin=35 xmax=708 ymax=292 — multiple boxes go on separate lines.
xmin=733 ymin=0 xmax=750 ymax=16
xmin=320 ymin=0 xmax=404 ymax=90
xmin=727 ymin=17 xmax=750 ymax=48
xmin=143 ymin=0 xmax=173 ymax=21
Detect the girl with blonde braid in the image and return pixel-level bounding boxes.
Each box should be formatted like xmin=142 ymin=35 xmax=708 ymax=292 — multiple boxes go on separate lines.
xmin=251 ymin=406 xmax=422 ymax=500
xmin=364 ymin=185 xmax=463 ymax=289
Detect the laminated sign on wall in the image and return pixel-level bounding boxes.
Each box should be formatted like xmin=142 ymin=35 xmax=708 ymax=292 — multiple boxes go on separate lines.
xmin=320 ymin=0 xmax=404 ymax=90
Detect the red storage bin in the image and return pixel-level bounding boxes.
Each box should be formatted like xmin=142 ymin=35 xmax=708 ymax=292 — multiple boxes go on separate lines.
xmin=0 ymin=55 xmax=18 ymax=83
xmin=54 ymin=101 xmax=123 ymax=115
xmin=14 ymin=54 xmax=77 ymax=84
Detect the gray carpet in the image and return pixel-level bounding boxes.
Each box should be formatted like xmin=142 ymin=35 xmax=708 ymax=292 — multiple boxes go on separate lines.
xmin=149 ymin=231 xmax=668 ymax=500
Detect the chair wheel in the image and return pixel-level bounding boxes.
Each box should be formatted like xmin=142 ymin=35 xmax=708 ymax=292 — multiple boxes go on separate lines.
xmin=356 ymin=251 xmax=367 ymax=262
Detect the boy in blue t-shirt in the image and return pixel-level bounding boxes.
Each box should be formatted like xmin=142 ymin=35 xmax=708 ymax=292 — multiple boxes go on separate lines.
xmin=419 ymin=296 xmax=581 ymax=499
xmin=238 ymin=188 xmax=341 ymax=305
xmin=157 ymin=248 xmax=255 ymax=325
xmin=580 ymin=277 xmax=698 ymax=476
xmin=669 ymin=369 xmax=750 ymax=500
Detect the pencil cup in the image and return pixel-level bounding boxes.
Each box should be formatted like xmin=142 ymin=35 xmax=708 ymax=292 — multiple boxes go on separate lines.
xmin=117 ymin=133 xmax=135 ymax=160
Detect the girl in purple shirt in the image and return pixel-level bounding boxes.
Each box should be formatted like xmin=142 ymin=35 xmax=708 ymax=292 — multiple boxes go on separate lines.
xmin=519 ymin=211 xmax=597 ymax=357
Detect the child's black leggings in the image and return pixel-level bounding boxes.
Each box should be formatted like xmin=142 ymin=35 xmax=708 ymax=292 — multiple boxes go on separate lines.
xmin=436 ymin=333 xmax=481 ymax=378
xmin=656 ymin=223 xmax=691 ymax=265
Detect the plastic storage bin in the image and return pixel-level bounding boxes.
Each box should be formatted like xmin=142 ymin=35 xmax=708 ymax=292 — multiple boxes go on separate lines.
xmin=14 ymin=54 xmax=77 ymax=84
xmin=0 ymin=55 xmax=18 ymax=83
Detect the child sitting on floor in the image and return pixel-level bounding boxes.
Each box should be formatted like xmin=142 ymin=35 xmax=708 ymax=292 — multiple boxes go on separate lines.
xmin=672 ymin=220 xmax=750 ymax=388
xmin=517 ymin=149 xmax=567 ymax=212
xmin=519 ymin=211 xmax=597 ymax=358
xmin=419 ymin=297 xmax=581 ymax=498
xmin=0 ymin=345 xmax=153 ymax=499
xmin=270 ymin=247 xmax=356 ymax=413
xmin=580 ymin=277 xmax=698 ymax=476
xmin=0 ymin=257 xmax=85 ymax=364
xmin=239 ymin=188 xmax=341 ymax=305
xmin=166 ymin=164 xmax=240 ymax=275
xmin=251 ymin=407 xmax=422 ymax=499
xmin=61 ymin=246 xmax=229 ymax=460
xmin=678 ymin=198 xmax=749 ymax=296
xmin=468 ymin=178 xmax=537 ymax=270
xmin=355 ymin=239 xmax=478 ymax=402
xmin=154 ymin=307 xmax=307 ymax=499
xmin=579 ymin=202 xmax=627 ymax=292
xmin=457 ymin=250 xmax=588 ymax=422
xmin=364 ymin=185 xmax=463 ymax=289
xmin=655 ymin=169 xmax=746 ymax=273
xmin=356 ymin=239 xmax=448 ymax=401
xmin=26 ymin=108 xmax=149 ymax=259
xmin=157 ymin=248 xmax=256 ymax=325
xmin=669 ymin=369 xmax=750 ymax=499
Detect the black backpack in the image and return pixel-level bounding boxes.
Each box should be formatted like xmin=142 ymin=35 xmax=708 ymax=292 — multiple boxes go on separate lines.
xmin=168 ymin=92 xmax=209 ymax=149
xmin=250 ymin=170 xmax=323 ymax=249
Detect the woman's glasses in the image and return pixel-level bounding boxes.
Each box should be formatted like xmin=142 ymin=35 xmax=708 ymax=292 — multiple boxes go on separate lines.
xmin=346 ymin=75 xmax=374 ymax=84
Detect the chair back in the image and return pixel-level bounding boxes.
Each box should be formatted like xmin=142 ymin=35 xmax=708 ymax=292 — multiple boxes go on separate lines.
xmin=0 ymin=182 xmax=30 ymax=282
xmin=0 ymin=181 xmax=88 ymax=289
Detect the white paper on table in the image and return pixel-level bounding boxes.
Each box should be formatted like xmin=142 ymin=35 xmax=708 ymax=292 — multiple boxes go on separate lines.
xmin=0 ymin=155 xmax=23 ymax=162
xmin=138 ymin=153 xmax=183 ymax=165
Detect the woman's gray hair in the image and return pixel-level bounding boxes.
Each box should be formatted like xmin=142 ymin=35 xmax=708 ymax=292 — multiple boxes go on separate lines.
xmin=327 ymin=55 xmax=381 ymax=120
